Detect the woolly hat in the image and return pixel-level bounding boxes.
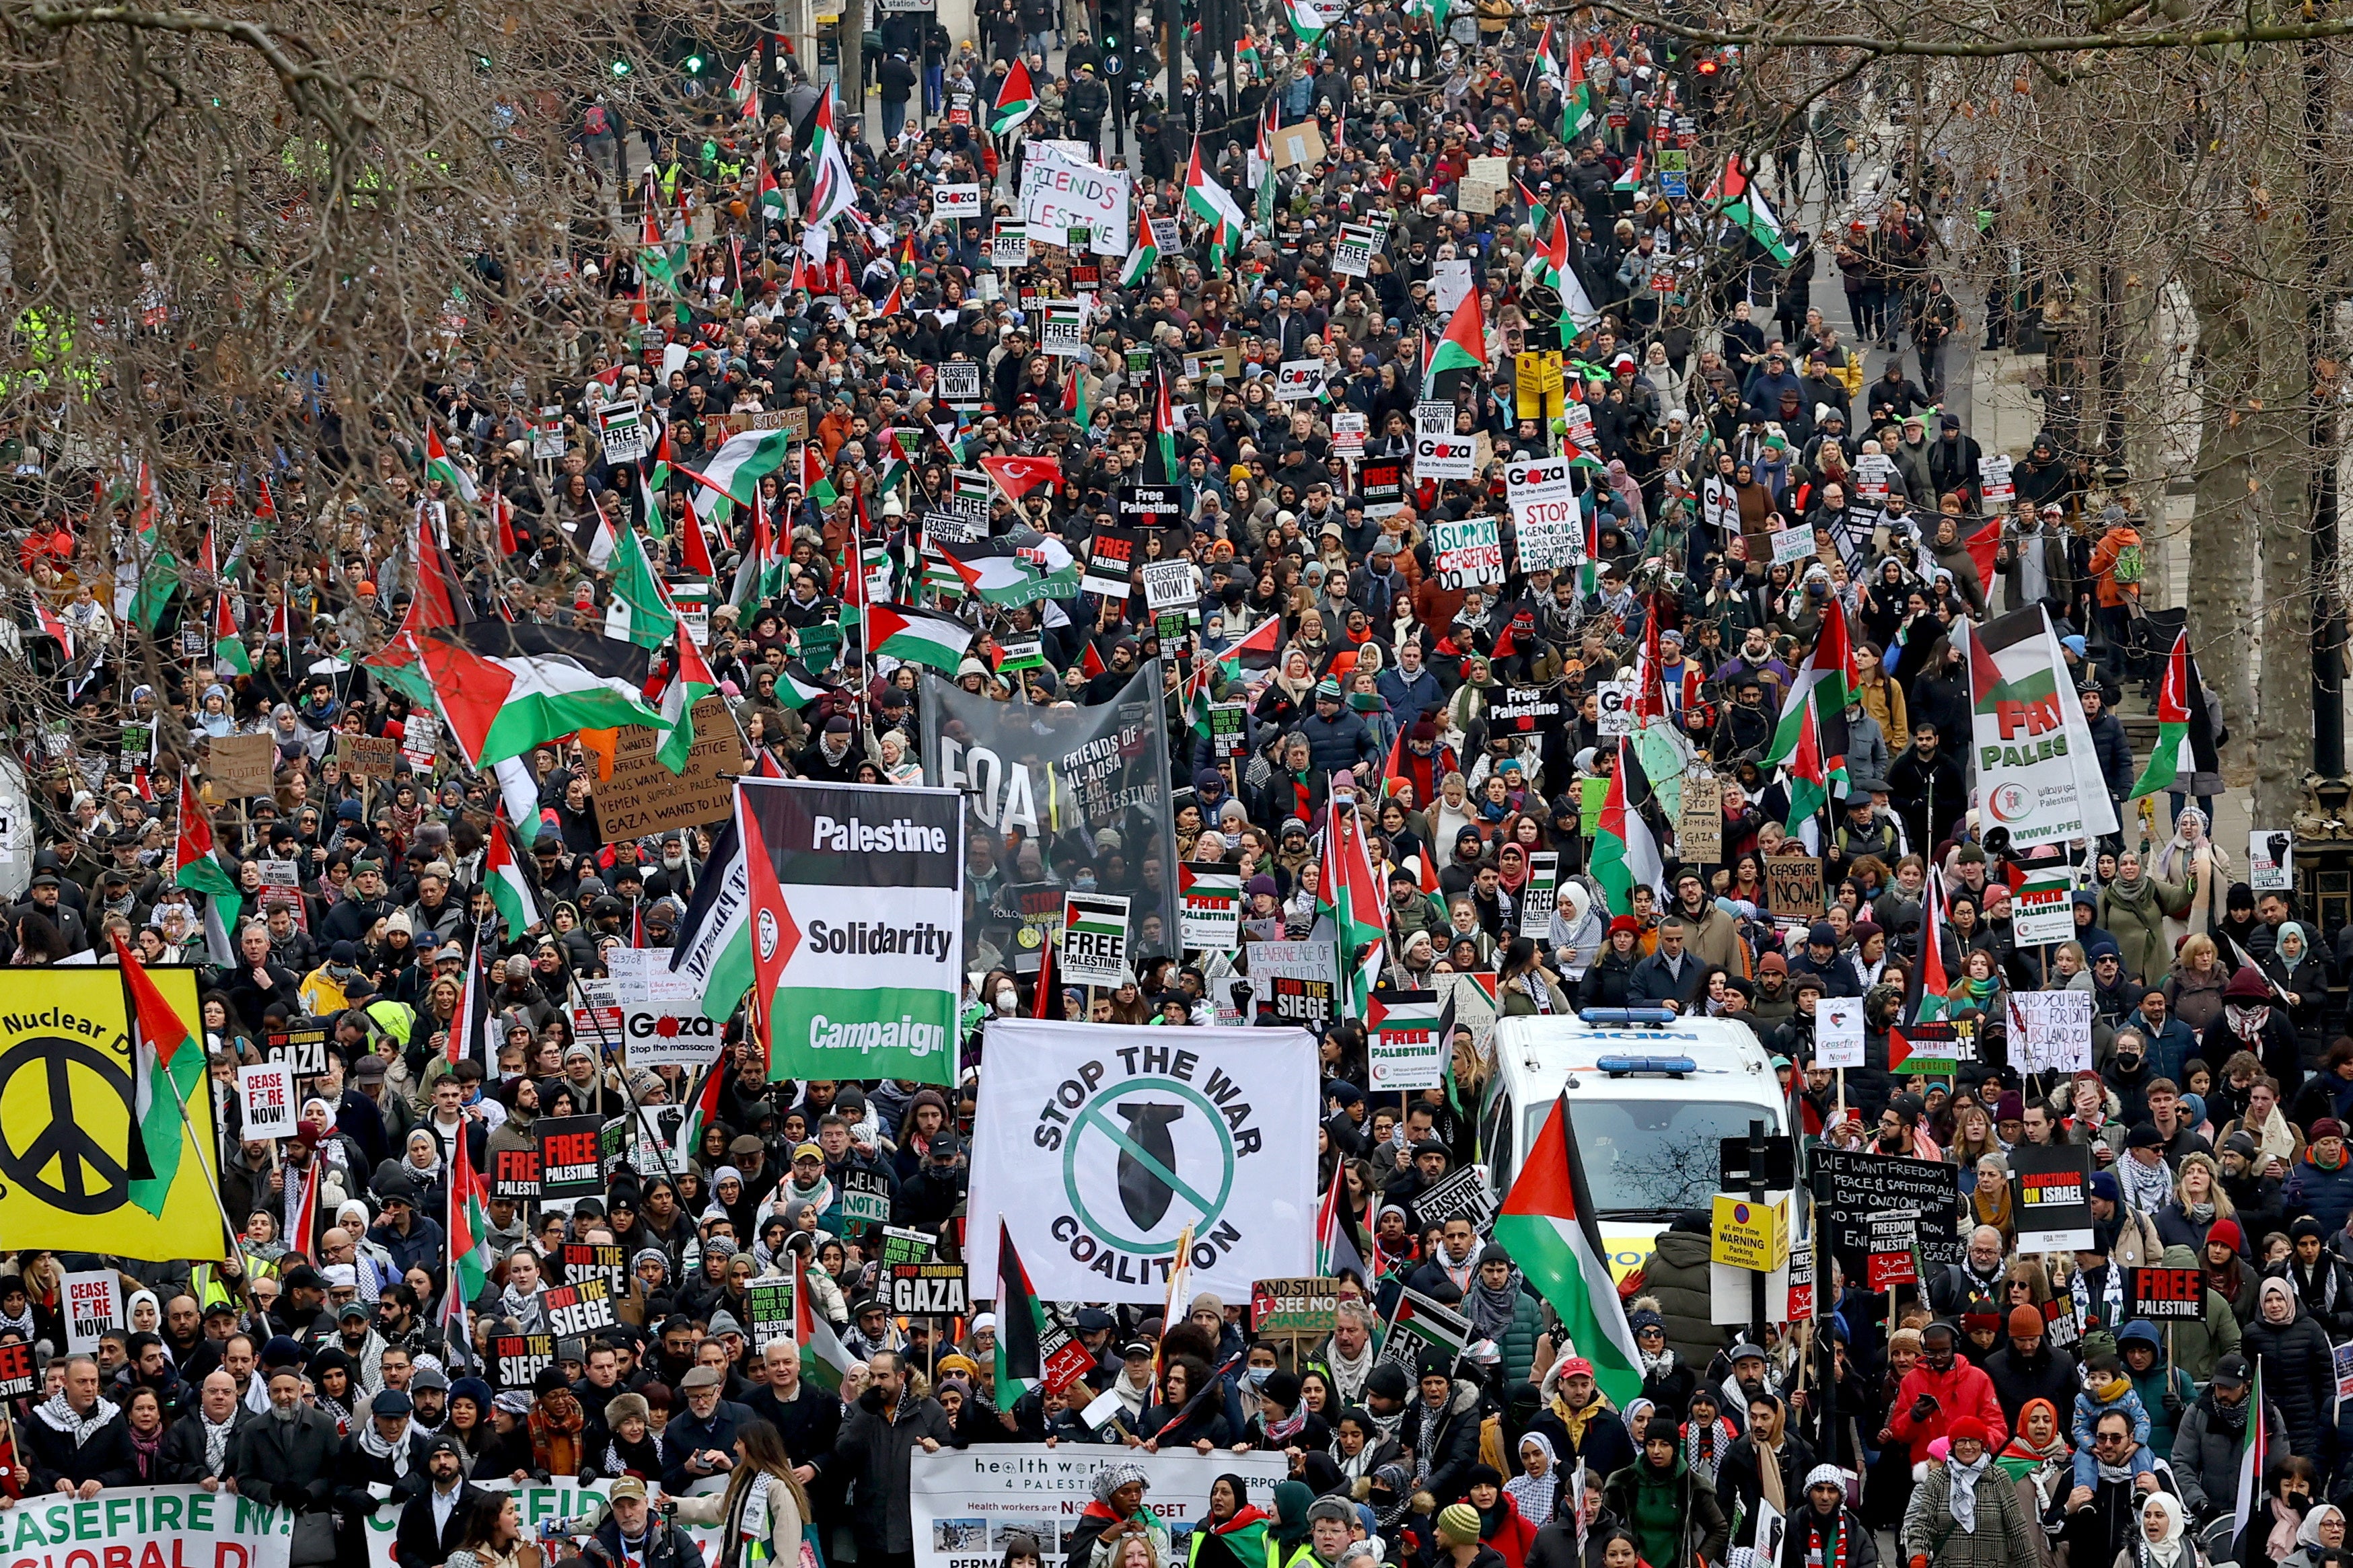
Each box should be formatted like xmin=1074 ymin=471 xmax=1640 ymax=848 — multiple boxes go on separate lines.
xmin=1436 ymin=1505 xmax=1483 ymax=1547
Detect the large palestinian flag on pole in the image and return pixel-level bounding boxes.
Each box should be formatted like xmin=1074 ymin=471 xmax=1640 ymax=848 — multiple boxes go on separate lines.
xmin=365 ymin=622 xmax=665 ymax=771
xmin=1492 ymin=1094 xmax=1645 ymax=1409
xmin=2128 ymin=629 xmax=2222 ymax=799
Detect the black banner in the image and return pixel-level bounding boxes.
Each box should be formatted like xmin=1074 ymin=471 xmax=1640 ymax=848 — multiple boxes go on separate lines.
xmin=1814 ymin=1148 xmax=1962 ymax=1272
xmin=491 ymin=1146 xmax=542 ymax=1200
xmin=1083 ymin=525 xmax=1145 ymax=599
xmin=537 ymin=1115 xmax=605 ymax=1199
xmin=2128 ymin=1267 xmax=2206 ymax=1320
xmin=1117 ymin=484 xmax=1180 ymax=529
xmin=2009 ymin=1143 xmax=2096 ymax=1252
xmin=923 ymin=663 xmax=1180 ymax=972
xmin=493 ymin=1334 xmax=554 ymax=1389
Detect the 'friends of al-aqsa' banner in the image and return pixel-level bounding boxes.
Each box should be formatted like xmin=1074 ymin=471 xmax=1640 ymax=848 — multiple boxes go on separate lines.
xmin=0 ymin=1485 xmax=292 ymax=1568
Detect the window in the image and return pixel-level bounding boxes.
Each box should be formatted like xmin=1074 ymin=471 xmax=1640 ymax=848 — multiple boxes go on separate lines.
xmin=1529 ymin=1098 xmax=1781 ymax=1215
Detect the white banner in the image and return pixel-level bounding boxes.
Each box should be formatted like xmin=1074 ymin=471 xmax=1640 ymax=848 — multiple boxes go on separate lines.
xmin=2008 ymin=990 xmax=2095 ymax=1074
xmin=1415 ymin=402 xmax=1476 ymax=481
xmin=966 ymin=1020 xmax=1316 ymax=1303
xmin=1431 ymin=515 xmax=1503 ymax=588
xmin=913 ymin=1449 xmax=1291 ymax=1568
xmin=1017 ymin=148 xmax=1132 ymax=256
xmin=1507 ymin=455 xmax=1583 ymax=570
xmin=239 ymin=1060 xmax=298 ymax=1140
xmin=933 ymin=183 xmax=983 ymax=221
xmin=64 ymin=1269 xmax=120 ymax=1353
xmin=1274 ymin=359 xmax=1328 ymax=402
xmin=604 ymin=946 xmax=726 ymax=1069
xmin=9 ymin=1485 xmax=297 ymax=1568
xmin=1965 ymin=606 xmax=2120 ymax=848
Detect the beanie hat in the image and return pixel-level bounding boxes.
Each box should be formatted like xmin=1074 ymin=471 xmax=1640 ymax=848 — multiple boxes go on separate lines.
xmin=2206 ymin=1218 xmax=2245 ymax=1252
xmin=2008 ymin=1305 xmax=2045 ymax=1339
xmin=1947 ymin=1417 xmax=1990 ymax=1448
xmin=1437 ymin=1505 xmax=1483 ymax=1547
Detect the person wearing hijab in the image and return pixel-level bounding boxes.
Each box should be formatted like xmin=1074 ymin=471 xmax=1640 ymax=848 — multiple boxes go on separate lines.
xmin=1506 ymin=1433 xmax=1560 ymax=1530
xmin=1266 ymin=1479 xmax=1317 ymax=1565
xmin=1188 ymin=1473 xmax=1272 ymax=1568
xmin=2126 ymin=1491 xmax=2200 ymax=1568
xmin=2281 ymin=1499 xmax=2345 ymax=1568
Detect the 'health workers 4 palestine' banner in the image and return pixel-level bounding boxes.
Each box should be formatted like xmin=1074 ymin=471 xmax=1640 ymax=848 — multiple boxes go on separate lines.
xmin=920 ymin=661 xmax=1180 ymax=974
xmin=964 ymin=1018 xmax=1317 ymax=1304
xmin=1965 ymin=605 xmax=2121 ymax=849
xmin=0 ymin=966 xmax=225 ymax=1261
xmin=736 ymin=778 xmax=966 ymax=1086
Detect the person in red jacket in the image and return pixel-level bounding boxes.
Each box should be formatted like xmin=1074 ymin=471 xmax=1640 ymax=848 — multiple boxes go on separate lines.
xmin=1465 ymin=1464 xmax=1542 ymax=1568
xmin=1886 ymin=1320 xmax=2009 ymax=1454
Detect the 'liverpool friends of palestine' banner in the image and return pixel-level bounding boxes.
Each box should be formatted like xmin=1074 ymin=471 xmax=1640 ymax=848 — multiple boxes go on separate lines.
xmin=964 ymin=1019 xmax=1317 ymax=1304
xmin=1965 ymin=605 xmax=2121 ymax=849
xmin=0 ymin=966 xmax=225 ymax=1262
xmin=921 ymin=662 xmax=1180 ymax=975
xmin=737 ymin=778 xmax=966 ymax=1086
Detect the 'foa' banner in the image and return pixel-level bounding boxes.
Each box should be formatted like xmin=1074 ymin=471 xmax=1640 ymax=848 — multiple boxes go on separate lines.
xmin=1 ymin=1484 xmax=292 ymax=1568
xmin=0 ymin=967 xmax=225 ymax=1261
xmin=737 ymin=778 xmax=966 ymax=1086
xmin=964 ymin=1019 xmax=1317 ymax=1304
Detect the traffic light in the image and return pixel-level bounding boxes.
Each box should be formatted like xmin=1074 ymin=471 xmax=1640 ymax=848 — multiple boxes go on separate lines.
xmin=611 ymin=55 xmax=632 ymax=76
xmin=684 ymin=51 xmax=706 ymax=74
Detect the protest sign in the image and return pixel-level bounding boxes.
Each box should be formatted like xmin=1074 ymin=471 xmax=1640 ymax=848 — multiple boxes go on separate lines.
xmin=1017 ymin=147 xmax=1131 ymax=254
xmin=400 ymin=710 xmax=439 ymax=770
xmin=938 ymin=361 xmax=984 ymax=406
xmin=2 ymin=1485 xmax=298 ymax=1568
xmin=746 ymin=1280 xmax=796 ymax=1350
xmin=209 ymin=731 xmax=277 ymax=796
xmin=2013 ymin=866 xmax=2075 ymax=944
xmin=1413 ymin=1164 xmax=1497 ymax=1231
xmin=1359 ymin=459 xmax=1407 ymax=518
xmin=1432 ymin=258 xmax=1473 ymax=313
xmin=493 ymin=1334 xmax=556 ymax=1387
xmin=1367 ymin=990 xmax=1446 ymax=1091
xmin=2007 ymin=990 xmax=2094 ymax=1074
xmin=1519 ymin=852 xmax=1560 ymax=937
xmin=492 ymin=1146 xmax=543 ymax=1199
xmin=1275 ymin=360 xmax=1328 ymax=402
xmin=1967 ymin=605 xmax=2120 ymax=848
xmin=912 ymin=1449 xmax=1290 ymax=1568
xmin=1813 ymin=1148 xmax=1962 ymax=1269
xmin=589 ymin=696 xmax=742 ymax=841
xmin=1178 ymin=862 xmax=1242 ymax=951
xmin=1506 ymin=456 xmax=1583 ymax=570
xmin=602 ymin=946 xmax=721 ymax=1069
xmin=538 ymin=1114 xmax=606 ymax=1198
xmin=1979 ymin=454 xmax=2015 ymax=507
xmin=1082 ymin=525 xmax=1143 ymax=598
xmin=1415 ymin=402 xmax=1477 ymax=480
xmin=1266 ymin=973 xmax=1336 ymax=1026
xmin=2128 ymin=1267 xmax=2208 ymax=1321
xmin=933 ymin=183 xmax=982 ymax=221
xmin=2251 ymin=830 xmax=2293 ymax=892
xmin=1770 ymin=525 xmax=1817 ymax=567
xmin=239 ymin=1061 xmax=297 ymax=1140
xmin=1253 ymin=1279 xmax=1343 ymax=1336
xmin=1488 ymin=687 xmax=1560 ymax=739
xmin=1039 ymin=301 xmax=1085 ymax=358
xmin=542 ymin=1278 xmax=619 ymax=1337
xmin=1059 ymin=892 xmax=1132 ymax=985
xmin=0 ymin=1340 xmax=32 ymax=1399
xmin=595 ymin=400 xmax=649 ymax=464
xmin=1332 ymin=223 xmax=1380 ymax=276
xmin=1679 ymin=776 xmax=1723 ymax=862
xmin=1815 ymin=996 xmax=1866 ymax=1070
xmin=890 ymin=1262 xmax=972 ymax=1316
xmin=1143 ymin=560 xmax=1198 ymax=615
xmin=1764 ymin=858 xmax=1826 ymax=921
xmin=1597 ymin=680 xmax=1636 ymax=737
xmin=1208 ymin=701 xmax=1248 ymax=759
xmin=990 ymin=221 xmax=1029 ymax=267
xmin=338 ymin=733 xmax=400 ymax=780
xmin=840 ymin=1168 xmax=894 ymax=1226
xmin=1431 ymin=515 xmax=1504 ymax=589
xmin=64 ymin=1270 xmax=120 ymax=1353
xmin=2009 ymin=1142 xmax=2095 ymax=1251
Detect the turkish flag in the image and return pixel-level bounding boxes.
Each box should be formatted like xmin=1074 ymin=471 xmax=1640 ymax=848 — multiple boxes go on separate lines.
xmin=980 ymin=453 xmax=1062 ymax=502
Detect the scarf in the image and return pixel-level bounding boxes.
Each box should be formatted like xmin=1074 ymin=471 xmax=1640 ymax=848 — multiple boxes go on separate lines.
xmin=1755 ymin=1431 xmax=1787 ymax=1516
xmin=1326 ymin=1337 xmax=1375 ymax=1403
xmin=2267 ymin=1497 xmax=2305 ymax=1562
xmin=359 ymin=1416 xmax=415 ymax=1476
xmin=1469 ymin=1269 xmax=1523 ymax=1339
xmin=1684 ymin=1418 xmax=1735 ymax=1487
xmin=1639 ymin=1345 xmax=1677 ymax=1379
xmin=404 ymin=1146 xmax=445 ymax=1185
xmin=129 ymin=1419 xmax=164 ymax=1479
xmin=0 ymin=1300 xmax=33 ymax=1340
xmin=1945 ymin=1451 xmax=1992 ymax=1533
xmin=1797 ymin=1509 xmax=1848 ymax=1568
xmin=1265 ymin=1404 xmax=1308 ymax=1443
xmin=499 ymin=1281 xmax=545 ymax=1325
xmin=200 ymin=1409 xmax=238 ymax=1474
xmin=528 ymin=1401 xmax=585 ymax=1477
xmin=1513 ymin=969 xmax=1554 ymax=1014
xmin=34 ymin=1392 xmax=119 ymax=1446
xmin=2117 ymin=1152 xmax=2173 ymax=1214
xmin=1971 ymin=1183 xmax=2013 ymax=1233
xmin=2072 ymin=1263 xmax=2126 ymax=1327
xmin=2097 ymin=1458 xmax=2140 ymax=1485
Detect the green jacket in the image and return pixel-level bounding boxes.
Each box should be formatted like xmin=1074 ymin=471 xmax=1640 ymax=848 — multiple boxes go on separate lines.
xmin=2155 ymin=1242 xmax=2242 ymax=1384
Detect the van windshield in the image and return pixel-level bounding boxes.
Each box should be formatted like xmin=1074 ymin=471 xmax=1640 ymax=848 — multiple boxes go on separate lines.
xmin=1527 ymin=1098 xmax=1781 ymax=1216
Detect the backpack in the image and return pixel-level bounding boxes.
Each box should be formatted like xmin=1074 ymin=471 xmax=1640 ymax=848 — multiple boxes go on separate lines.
xmin=2110 ymin=537 xmax=2145 ymax=588
xmin=583 ymin=104 xmax=609 ymax=137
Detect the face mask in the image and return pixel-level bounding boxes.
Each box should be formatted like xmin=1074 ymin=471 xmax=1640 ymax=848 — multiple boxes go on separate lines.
xmin=1075 ymin=872 xmax=1097 ymax=892
xmin=1246 ymin=1366 xmax=1273 ymax=1386
xmin=995 ymin=990 xmax=1017 ymax=1012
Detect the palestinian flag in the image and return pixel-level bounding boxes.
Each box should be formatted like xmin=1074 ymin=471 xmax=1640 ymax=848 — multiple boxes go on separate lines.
xmin=213 ymin=591 xmax=251 ymax=675
xmin=979 ymin=452 xmax=1061 ymax=502
xmin=608 ymin=521 xmax=677 ymax=649
xmin=443 ymin=1127 xmax=494 ymax=1351
xmin=2129 ymin=630 xmax=2221 ymax=798
xmin=689 ymin=426 xmax=797 ymax=526
xmin=1963 ymin=517 xmax=2002 ymax=591
xmin=794 ymin=1246 xmax=857 ymax=1389
xmin=869 ymin=603 xmax=977 ymax=671
xmin=993 ymin=1219 xmax=1052 ymax=1411
xmin=1180 ymin=655 xmax=1215 ymax=741
xmin=393 ymin=502 xmax=474 ymax=637
xmin=1282 ymin=0 xmax=1344 ymax=43
xmin=1762 ymin=594 xmax=1858 ymax=770
xmin=2232 ymin=1361 xmax=2268 ymax=1545
xmin=653 ymin=584 xmax=720 ymax=774
xmin=1215 ymin=615 xmax=1282 ymax=675
xmin=495 ymin=756 xmax=546 ymax=847
xmin=758 ymin=155 xmax=789 ymax=220
xmin=1320 ymin=786 xmax=1388 ymax=1019
xmin=1561 ymin=42 xmax=1598 ymax=141
xmin=801 ymin=441 xmax=841 ymax=508
xmin=731 ymin=488 xmax=785 ymax=607
xmin=990 ymin=58 xmax=1039 ymax=136
xmin=1890 ymin=875 xmax=1963 ymax=1073
xmin=1422 ymin=288 xmax=1487 ymax=396
xmin=483 ymin=823 xmax=540 ymax=939
xmin=126 ymin=462 xmax=178 ymax=633
xmin=935 ymin=536 xmax=1079 ymax=605
xmin=775 ymin=660 xmax=833 ymax=709
xmin=1781 ymin=697 xmax=1834 ymax=831
xmin=28 ymin=587 xmax=73 ymax=662
xmin=1704 ymin=158 xmax=1795 ymax=264
xmin=1121 ymin=200 xmax=1161 ymax=288
xmin=669 ymin=815 xmax=756 ymax=1022
xmin=174 ymin=774 xmax=238 ymax=897
xmin=1154 ymin=369 xmax=1179 ymax=482
xmin=1591 ymin=738 xmax=1663 ymax=918
xmin=1182 ymin=137 xmax=1248 ymax=256
xmin=805 ymin=87 xmax=861 ymax=229
xmin=676 ymin=1052 xmax=729 ymax=1167
xmin=729 ymin=60 xmax=762 ymax=120
xmin=367 ymin=622 xmax=664 ymax=769
xmin=1315 ymin=1162 xmax=1369 ymax=1279
xmin=1385 ymin=1283 xmax=1472 ymax=1362
xmin=1531 ymin=20 xmax=1566 ymax=93
xmin=1613 ymin=145 xmax=1644 ymax=192
xmin=425 ymin=424 xmax=479 ymax=507
xmin=1492 ymin=1094 xmax=1646 ymax=1409
xmin=572 ymin=492 xmax=620 ymax=570
xmin=114 ymin=933 xmax=204 ymax=1218
xmin=639 ymin=182 xmax=685 ymax=295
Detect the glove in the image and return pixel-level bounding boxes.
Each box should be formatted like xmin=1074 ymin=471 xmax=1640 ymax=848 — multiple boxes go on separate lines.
xmin=1911 ymin=1557 xmax=1930 ymax=1568
xmin=1909 ymin=1394 xmax=1938 ymax=1422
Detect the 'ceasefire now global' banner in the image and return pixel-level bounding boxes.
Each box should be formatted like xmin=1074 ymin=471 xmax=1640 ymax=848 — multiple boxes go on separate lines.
xmin=737 ymin=778 xmax=966 ymax=1086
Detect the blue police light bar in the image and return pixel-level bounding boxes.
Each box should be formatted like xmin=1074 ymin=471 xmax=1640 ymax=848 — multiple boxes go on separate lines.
xmin=1578 ymin=1008 xmax=1679 ymax=1026
xmin=1594 ymin=1055 xmax=1698 ymax=1076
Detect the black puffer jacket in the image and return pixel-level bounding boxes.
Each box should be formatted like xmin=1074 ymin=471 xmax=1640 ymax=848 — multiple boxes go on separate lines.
xmin=2242 ymin=1293 xmax=2334 ymax=1462
xmin=1638 ymin=1220 xmax=1727 ymax=1369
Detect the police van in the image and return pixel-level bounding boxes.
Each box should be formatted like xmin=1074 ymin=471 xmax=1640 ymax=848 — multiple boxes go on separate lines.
xmin=1480 ymin=1008 xmax=1790 ymax=1278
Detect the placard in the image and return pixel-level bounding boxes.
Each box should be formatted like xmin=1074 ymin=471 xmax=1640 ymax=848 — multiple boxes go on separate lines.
xmin=933 ymin=183 xmax=982 ymax=220
xmin=1266 ymin=973 xmax=1335 ymax=1027
xmin=1978 ymin=454 xmax=2015 ymax=507
xmin=238 ymin=1061 xmax=297 ymax=1140
xmin=588 ymin=695 xmax=743 ymax=841
xmin=1415 ymin=402 xmax=1476 ymax=481
xmin=1269 ymin=120 xmax=1327 ymax=170
xmin=265 ymin=1022 xmax=331 ymax=1078
xmin=63 ymin=1270 xmax=120 ymax=1353
xmin=746 ymin=1280 xmax=796 ymax=1351
xmin=1430 ymin=515 xmax=1504 ymax=589
xmin=1412 ymin=1164 xmax=1497 ymax=1231
xmin=990 ymin=221 xmax=1029 ymax=268
xmin=2128 ymin=1267 xmax=2206 ymax=1321
xmin=2007 ymin=990 xmax=2094 ymax=1074
xmin=1252 ymin=1277 xmax=1343 ymax=1335
xmin=1017 ymin=147 xmax=1132 ymax=257
xmin=1275 ymin=360 xmax=1328 ymax=403
xmin=840 ymin=1167 xmax=894 ymax=1226
xmin=2010 ymin=1142 xmax=2095 ymax=1252
xmin=0 ymin=1340 xmax=33 ymax=1400
xmin=537 ymin=1114 xmax=606 ymax=1199
xmin=493 ymin=1333 xmax=556 ymax=1388
xmin=1507 ymin=456 xmax=1583 ymax=569
xmin=1179 ymin=862 xmax=1242 ymax=952
xmin=912 ymin=1450 xmax=1291 ymax=1568
xmin=1359 ymin=459 xmax=1406 ymax=519
xmin=338 ymin=733 xmax=400 ymax=780
xmin=2013 ymin=866 xmax=2074 ymax=944
xmin=1431 ymin=258 xmax=1473 ymax=315
xmin=208 ymin=731 xmax=278 ymax=796
xmin=1597 ymin=680 xmax=1636 ymax=738
xmin=1207 ymin=700 xmax=1249 ymax=759
xmin=541 ymin=1278 xmax=619 ymax=1337
xmin=937 ymin=361 xmax=984 ymax=406
xmin=1059 ymin=891 xmax=1132 ymax=985
xmin=1519 ymin=852 xmax=1560 ymax=937
xmin=603 ymin=946 xmax=722 ymax=1069
xmin=1488 ymin=687 xmax=1561 ymax=737
xmin=1117 ymin=484 xmax=1181 ymax=531
xmin=1815 ymin=996 xmax=1866 ymax=1070
xmin=1332 ymin=223 xmax=1380 ymax=277
xmin=1770 ymin=525 xmax=1817 ymax=567
xmin=1367 ymin=990 xmax=1446 ymax=1091
xmin=2250 ymin=830 xmax=2293 ymax=892
xmin=1764 ymin=858 xmax=1826 ymax=921
xmin=889 ymin=1262 xmax=972 ymax=1316
xmin=492 ymin=1145 xmax=543 ymax=1199
xmin=596 ymin=401 xmax=649 ymax=465
xmin=1040 ymin=301 xmax=1085 ymax=359
xmin=1679 ymin=776 xmax=1723 ymax=863
xmin=400 ymin=710 xmax=440 ymax=770
xmin=1813 ymin=1148 xmax=1962 ymax=1269
xmin=1142 ymin=559 xmax=1198 ymax=613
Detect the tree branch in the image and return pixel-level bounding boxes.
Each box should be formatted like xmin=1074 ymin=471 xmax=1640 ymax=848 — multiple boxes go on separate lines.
xmin=22 ymin=4 xmax=375 ymax=126
xmin=1575 ymin=1 xmax=2353 ymax=55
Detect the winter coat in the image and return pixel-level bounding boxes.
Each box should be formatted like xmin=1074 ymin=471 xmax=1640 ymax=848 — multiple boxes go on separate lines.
xmin=1603 ymin=1453 xmax=1730 ymax=1568
xmin=2170 ymin=1388 xmax=2285 ymax=1524
xmin=2150 ymin=1243 xmax=2242 ymax=1384
xmin=2099 ymin=875 xmax=2181 ymax=985
xmin=2240 ymin=1302 xmax=2333 ymax=1462
xmin=833 ymin=1388 xmax=956 ymax=1555
xmin=1635 ymin=1227 xmax=1728 ymax=1369
xmin=2282 ymin=1149 xmax=2353 ymax=1238
xmin=1780 ymin=1504 xmax=1880 ymax=1568
xmin=1716 ymin=1427 xmax=1817 ymax=1547
xmin=1403 ymin=1378 xmax=1488 ymax=1504
xmin=1889 ymin=1358 xmax=2010 ymax=1452
xmin=1985 ymin=1343 xmax=2078 ymax=1435
xmin=1902 ymin=1457 xmax=2039 ymax=1568
xmin=24 ymin=1398 xmax=140 ymax=1493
